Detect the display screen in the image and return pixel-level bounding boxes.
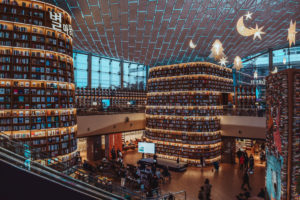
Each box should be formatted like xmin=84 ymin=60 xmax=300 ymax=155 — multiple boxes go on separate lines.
xmin=138 ymin=142 xmax=155 ymax=154
xmin=102 ymin=99 xmax=110 ymax=108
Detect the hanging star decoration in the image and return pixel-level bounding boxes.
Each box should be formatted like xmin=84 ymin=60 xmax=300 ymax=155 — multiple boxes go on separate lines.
xmin=245 ymin=11 xmax=252 ymax=20
xmin=209 ymin=39 xmax=225 ymax=60
xmin=219 ymin=57 xmax=228 ymax=67
xmin=236 ymin=12 xmax=265 ymax=40
xmin=287 ymin=20 xmax=297 ymax=47
xmin=233 ymin=56 xmax=243 ymax=71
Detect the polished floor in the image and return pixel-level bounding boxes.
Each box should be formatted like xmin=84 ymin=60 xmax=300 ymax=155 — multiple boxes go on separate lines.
xmin=123 ymin=150 xmax=265 ymax=200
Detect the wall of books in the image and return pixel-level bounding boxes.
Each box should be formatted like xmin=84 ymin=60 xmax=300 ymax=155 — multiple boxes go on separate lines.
xmin=75 ymin=87 xmax=147 ymax=109
xmin=0 ymin=0 xmax=77 ymax=167
xmin=266 ymin=69 xmax=300 ymax=200
xmin=145 ymin=62 xmax=233 ymax=165
xmin=236 ymin=85 xmax=256 ymax=109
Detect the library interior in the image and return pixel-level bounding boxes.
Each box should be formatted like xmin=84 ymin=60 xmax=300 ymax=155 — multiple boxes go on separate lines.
xmin=0 ymin=0 xmax=299 ymax=200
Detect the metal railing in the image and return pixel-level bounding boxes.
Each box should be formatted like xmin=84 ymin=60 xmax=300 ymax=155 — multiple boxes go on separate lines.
xmin=223 ymin=106 xmax=265 ymax=117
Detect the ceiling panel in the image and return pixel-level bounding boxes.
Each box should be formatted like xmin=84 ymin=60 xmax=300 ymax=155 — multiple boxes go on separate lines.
xmin=46 ymin=0 xmax=300 ymax=66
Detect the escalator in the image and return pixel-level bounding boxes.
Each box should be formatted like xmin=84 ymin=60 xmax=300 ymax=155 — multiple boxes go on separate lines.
xmin=0 ymin=133 xmax=125 ymax=200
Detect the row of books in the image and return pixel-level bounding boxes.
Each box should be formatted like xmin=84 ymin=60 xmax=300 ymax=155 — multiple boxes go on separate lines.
xmin=149 ymin=63 xmax=232 ymax=79
xmin=148 ymin=78 xmax=233 ymax=93
xmin=147 ymin=94 xmax=221 ymax=106
xmin=146 ymin=108 xmax=223 ymax=116
xmin=146 ymin=118 xmax=220 ymax=132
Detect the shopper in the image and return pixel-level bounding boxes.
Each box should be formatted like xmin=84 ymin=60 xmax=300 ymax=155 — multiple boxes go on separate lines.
xmin=213 ymin=161 xmax=219 ymax=172
xmin=237 ymin=149 xmax=242 ymax=164
xmin=203 ymin=179 xmax=212 ymax=200
xmin=118 ymin=148 xmax=122 ymax=158
xmin=198 ymin=186 xmax=206 ymax=200
xmin=244 ymin=152 xmax=249 ymax=170
xmin=241 ymin=171 xmax=251 ymax=190
xmin=111 ymin=146 xmax=116 ymax=160
xmin=240 ymin=154 xmax=245 ymax=170
xmin=249 ymin=154 xmax=254 ymax=173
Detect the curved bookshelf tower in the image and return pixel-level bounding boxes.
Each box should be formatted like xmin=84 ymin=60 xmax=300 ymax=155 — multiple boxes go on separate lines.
xmin=146 ymin=62 xmax=233 ymax=165
xmin=0 ymin=0 xmax=77 ymax=167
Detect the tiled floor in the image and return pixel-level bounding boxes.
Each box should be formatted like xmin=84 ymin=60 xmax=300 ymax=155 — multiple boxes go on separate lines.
xmin=123 ymin=150 xmax=265 ymax=200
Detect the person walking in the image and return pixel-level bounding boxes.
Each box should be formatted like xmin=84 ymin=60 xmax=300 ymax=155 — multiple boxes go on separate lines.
xmin=244 ymin=152 xmax=249 ymax=170
xmin=237 ymin=149 xmax=242 ymax=164
xmin=203 ymin=179 xmax=212 ymax=200
xmin=198 ymin=186 xmax=206 ymax=200
xmin=239 ymin=154 xmax=245 ymax=171
xmin=249 ymin=154 xmax=254 ymax=173
xmin=241 ymin=171 xmax=251 ymax=190
xmin=111 ymin=146 xmax=116 ymax=160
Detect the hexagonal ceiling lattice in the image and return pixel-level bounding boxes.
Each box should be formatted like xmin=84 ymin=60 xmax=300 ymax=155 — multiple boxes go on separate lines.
xmin=45 ymin=0 xmax=300 ymax=66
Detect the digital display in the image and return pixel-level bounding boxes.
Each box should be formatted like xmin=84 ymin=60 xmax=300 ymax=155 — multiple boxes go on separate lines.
xmin=138 ymin=142 xmax=155 ymax=154
xmin=102 ymin=99 xmax=110 ymax=109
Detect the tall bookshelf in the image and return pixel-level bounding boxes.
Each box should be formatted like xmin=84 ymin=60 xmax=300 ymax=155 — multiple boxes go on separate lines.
xmin=146 ymin=62 xmax=233 ymax=165
xmin=266 ymin=69 xmax=300 ymax=200
xmin=0 ymin=0 xmax=77 ymax=167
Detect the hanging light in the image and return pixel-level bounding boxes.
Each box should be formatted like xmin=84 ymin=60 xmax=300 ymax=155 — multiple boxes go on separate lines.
xmin=254 ymin=70 xmax=258 ymax=79
xmin=283 ymin=57 xmax=286 ymax=65
xmin=271 ymin=66 xmax=278 ymax=74
xmin=233 ymin=56 xmax=243 ymax=71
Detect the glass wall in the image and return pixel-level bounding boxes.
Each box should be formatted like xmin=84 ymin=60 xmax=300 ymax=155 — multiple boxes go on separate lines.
xmin=73 ymin=52 xmax=148 ymax=90
xmin=74 ymin=53 xmax=88 ymax=87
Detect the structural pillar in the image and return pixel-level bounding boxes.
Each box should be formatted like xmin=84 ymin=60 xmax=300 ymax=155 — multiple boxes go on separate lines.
xmin=120 ymin=60 xmax=124 ymax=89
xmin=268 ymin=48 xmax=273 ymax=74
xmin=87 ymin=53 xmax=92 ymax=88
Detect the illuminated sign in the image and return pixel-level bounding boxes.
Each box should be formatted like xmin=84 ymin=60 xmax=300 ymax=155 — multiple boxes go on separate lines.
xmin=49 ymin=12 xmax=73 ymax=37
xmin=251 ymin=79 xmax=266 ymax=85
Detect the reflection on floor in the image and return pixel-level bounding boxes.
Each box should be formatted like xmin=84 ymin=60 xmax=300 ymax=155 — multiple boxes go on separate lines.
xmin=123 ymin=150 xmax=265 ymax=200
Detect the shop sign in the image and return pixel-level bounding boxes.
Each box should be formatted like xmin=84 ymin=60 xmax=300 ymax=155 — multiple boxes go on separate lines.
xmin=49 ymin=12 xmax=73 ymax=37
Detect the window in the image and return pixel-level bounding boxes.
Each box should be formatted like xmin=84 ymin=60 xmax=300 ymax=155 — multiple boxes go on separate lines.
xmin=74 ymin=53 xmax=88 ymax=87
xmin=100 ymin=58 xmax=110 ymax=89
xmin=111 ymin=60 xmax=120 ymax=88
xmin=91 ymin=56 xmax=100 ymax=88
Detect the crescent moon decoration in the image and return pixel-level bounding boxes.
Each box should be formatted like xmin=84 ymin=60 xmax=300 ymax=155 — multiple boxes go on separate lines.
xmin=287 ymin=20 xmax=297 ymax=47
xmin=236 ymin=15 xmax=265 ymax=40
xmin=233 ymin=56 xmax=243 ymax=71
xmin=189 ymin=39 xmax=197 ymax=49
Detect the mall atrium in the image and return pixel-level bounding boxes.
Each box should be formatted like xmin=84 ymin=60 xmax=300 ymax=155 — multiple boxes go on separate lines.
xmin=0 ymin=0 xmax=299 ymax=200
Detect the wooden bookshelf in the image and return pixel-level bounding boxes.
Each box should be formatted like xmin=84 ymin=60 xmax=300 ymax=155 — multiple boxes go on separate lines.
xmin=0 ymin=0 xmax=77 ymax=166
xmin=146 ymin=62 xmax=233 ymax=165
xmin=75 ymin=87 xmax=147 ymax=109
xmin=236 ymin=85 xmax=256 ymax=109
xmin=266 ymin=69 xmax=300 ymax=199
